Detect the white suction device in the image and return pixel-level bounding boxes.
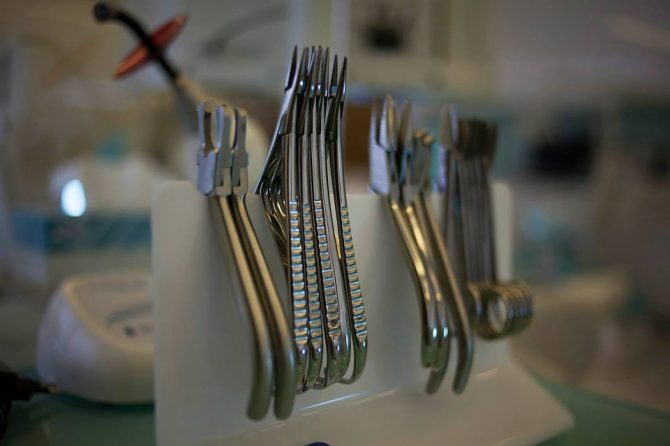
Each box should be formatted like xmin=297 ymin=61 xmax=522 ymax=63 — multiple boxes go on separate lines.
xmin=36 ymin=270 xmax=153 ymax=404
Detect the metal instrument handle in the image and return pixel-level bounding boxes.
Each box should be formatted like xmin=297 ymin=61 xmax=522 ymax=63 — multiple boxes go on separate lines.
xmin=418 ymin=193 xmax=474 ymax=394
xmin=312 ymin=198 xmax=346 ymax=387
xmin=388 ymin=199 xmax=439 ymax=368
xmin=336 ymin=205 xmax=368 ymax=384
xmin=230 ymin=194 xmax=297 ymax=419
xmin=211 ymin=196 xmax=274 ymax=420
xmin=403 ymin=202 xmax=451 ymax=394
xmin=287 ymin=199 xmax=309 ymax=389
xmin=301 ymin=201 xmax=325 ymax=389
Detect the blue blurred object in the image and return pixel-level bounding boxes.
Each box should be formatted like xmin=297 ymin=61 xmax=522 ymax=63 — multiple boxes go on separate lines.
xmin=11 ymin=210 xmax=150 ymax=253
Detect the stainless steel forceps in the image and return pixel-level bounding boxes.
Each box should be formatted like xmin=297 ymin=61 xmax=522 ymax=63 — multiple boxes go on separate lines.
xmin=322 ymin=53 xmax=367 ymax=385
xmin=370 ymin=96 xmax=475 ymax=394
xmin=369 ymin=96 xmax=449 ymax=393
xmin=441 ymin=113 xmax=533 ymax=341
xmin=410 ymin=130 xmax=474 ymax=394
xmin=255 ymin=48 xmax=311 ymax=390
xmin=197 ymin=101 xmax=297 ymax=420
xmin=255 ymin=46 xmax=367 ymax=391
xmin=305 ymin=48 xmax=348 ymax=388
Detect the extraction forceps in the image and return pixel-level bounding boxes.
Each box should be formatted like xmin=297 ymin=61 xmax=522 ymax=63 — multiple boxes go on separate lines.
xmin=298 ymin=46 xmax=360 ymax=387
xmin=369 ymin=97 xmax=447 ymax=392
xmin=323 ymin=54 xmax=367 ymax=384
xmin=443 ymin=115 xmax=533 ymax=340
xmin=305 ymin=48 xmax=348 ymax=388
xmin=256 ymin=47 xmax=364 ymax=390
xmin=400 ymin=125 xmax=452 ymax=394
xmin=197 ymin=101 xmax=296 ymax=420
xmin=255 ymin=48 xmax=311 ymax=390
xmin=473 ymin=121 xmax=533 ymax=338
xmin=410 ymin=130 xmax=474 ymax=394
xmin=227 ymin=106 xmax=298 ymax=416
xmin=296 ymin=48 xmax=326 ymax=389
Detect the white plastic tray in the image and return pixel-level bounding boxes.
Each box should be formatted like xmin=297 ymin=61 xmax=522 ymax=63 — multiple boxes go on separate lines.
xmin=152 ymin=181 xmax=573 ymax=446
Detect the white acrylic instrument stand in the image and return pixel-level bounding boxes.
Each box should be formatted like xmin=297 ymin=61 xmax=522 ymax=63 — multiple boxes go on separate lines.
xmin=152 ymin=181 xmax=573 ymax=446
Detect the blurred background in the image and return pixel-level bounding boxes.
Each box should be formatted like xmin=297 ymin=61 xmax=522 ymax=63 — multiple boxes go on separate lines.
xmin=0 ymin=0 xmax=668 ymax=416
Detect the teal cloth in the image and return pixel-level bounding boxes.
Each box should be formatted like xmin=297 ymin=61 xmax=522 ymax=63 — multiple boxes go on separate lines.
xmin=4 ymin=395 xmax=154 ymax=445
xmin=538 ymin=379 xmax=670 ymax=445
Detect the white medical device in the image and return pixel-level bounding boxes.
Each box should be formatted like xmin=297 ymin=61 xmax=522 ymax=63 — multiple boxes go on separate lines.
xmin=36 ymin=270 xmax=154 ymax=404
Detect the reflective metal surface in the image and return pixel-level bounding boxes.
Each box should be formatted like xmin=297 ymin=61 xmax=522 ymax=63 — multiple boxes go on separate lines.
xmin=255 ymin=47 xmax=367 ymax=391
xmin=197 ymin=101 xmax=297 ymax=419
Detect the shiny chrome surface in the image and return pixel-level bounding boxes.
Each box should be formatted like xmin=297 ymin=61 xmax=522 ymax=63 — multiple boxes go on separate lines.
xmin=369 ymin=97 xmax=449 ymax=388
xmin=323 ymin=55 xmax=365 ymax=384
xmin=369 ymin=96 xmax=486 ymax=394
xmin=439 ymin=113 xmax=534 ymax=340
xmin=197 ymin=101 xmax=274 ymax=419
xmin=255 ymin=47 xmax=367 ymax=391
xmin=229 ymin=108 xmax=298 ymax=418
xmin=197 ymin=101 xmax=298 ymax=419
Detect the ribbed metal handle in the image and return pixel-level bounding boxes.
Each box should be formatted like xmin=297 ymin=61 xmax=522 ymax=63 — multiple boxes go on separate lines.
xmin=288 ymin=200 xmax=309 ymax=387
xmin=313 ymin=199 xmax=343 ymax=385
xmin=302 ymin=202 xmax=323 ymax=388
xmin=212 ymin=197 xmax=274 ymax=419
xmin=338 ymin=205 xmax=368 ymax=384
xmin=340 ymin=206 xmax=367 ymax=344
